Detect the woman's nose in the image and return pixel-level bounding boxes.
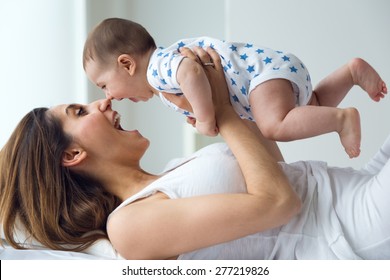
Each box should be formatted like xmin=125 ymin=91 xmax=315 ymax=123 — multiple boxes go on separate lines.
xmin=98 ymin=98 xmax=112 ymax=112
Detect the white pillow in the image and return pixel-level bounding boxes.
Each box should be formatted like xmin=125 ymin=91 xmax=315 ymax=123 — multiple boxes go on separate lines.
xmin=1 ymin=220 xmax=123 ymax=260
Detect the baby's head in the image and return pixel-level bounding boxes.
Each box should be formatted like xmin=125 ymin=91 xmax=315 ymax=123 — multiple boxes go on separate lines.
xmin=83 ymin=18 xmax=156 ymax=69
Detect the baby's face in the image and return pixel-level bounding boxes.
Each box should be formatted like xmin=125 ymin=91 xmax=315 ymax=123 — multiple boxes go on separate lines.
xmin=85 ymin=59 xmax=154 ymax=102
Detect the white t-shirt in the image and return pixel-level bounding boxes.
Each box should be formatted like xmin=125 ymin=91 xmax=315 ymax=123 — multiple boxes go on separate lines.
xmin=112 ymin=142 xmax=390 ymax=259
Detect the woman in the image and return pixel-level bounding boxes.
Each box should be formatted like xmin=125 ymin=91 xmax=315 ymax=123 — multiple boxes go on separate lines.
xmin=1 ymin=48 xmax=390 ymax=260
xmin=0 ymin=47 xmax=299 ymax=259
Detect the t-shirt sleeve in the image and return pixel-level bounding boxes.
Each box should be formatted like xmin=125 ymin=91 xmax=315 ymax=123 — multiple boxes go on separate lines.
xmin=147 ymin=51 xmax=185 ymax=94
xmin=362 ymin=133 xmax=390 ymax=174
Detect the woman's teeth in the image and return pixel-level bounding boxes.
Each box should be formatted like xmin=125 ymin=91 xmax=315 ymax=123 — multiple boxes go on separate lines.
xmin=114 ymin=113 xmax=121 ymax=129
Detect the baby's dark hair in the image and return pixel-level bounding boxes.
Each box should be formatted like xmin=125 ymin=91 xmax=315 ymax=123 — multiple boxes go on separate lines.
xmin=83 ymin=17 xmax=156 ymax=68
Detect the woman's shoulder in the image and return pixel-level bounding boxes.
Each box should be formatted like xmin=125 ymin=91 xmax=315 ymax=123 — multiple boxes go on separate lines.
xmin=162 ymin=142 xmax=231 ymax=171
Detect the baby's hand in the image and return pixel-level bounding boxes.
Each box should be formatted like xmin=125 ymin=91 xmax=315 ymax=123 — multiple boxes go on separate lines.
xmin=196 ymin=119 xmax=219 ymax=137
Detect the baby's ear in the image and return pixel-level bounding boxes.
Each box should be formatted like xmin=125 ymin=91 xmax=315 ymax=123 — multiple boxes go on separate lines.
xmin=62 ymin=148 xmax=87 ymax=167
xmin=118 ymin=54 xmax=136 ymax=75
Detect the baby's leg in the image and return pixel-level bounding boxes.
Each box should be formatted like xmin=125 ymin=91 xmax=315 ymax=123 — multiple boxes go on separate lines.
xmin=250 ymin=79 xmax=361 ymax=158
xmin=338 ymin=108 xmax=361 ymax=158
xmin=313 ymin=58 xmax=387 ymax=106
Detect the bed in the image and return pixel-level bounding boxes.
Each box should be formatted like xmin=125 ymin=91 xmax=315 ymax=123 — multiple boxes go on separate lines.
xmin=0 ymin=223 xmax=123 ymax=260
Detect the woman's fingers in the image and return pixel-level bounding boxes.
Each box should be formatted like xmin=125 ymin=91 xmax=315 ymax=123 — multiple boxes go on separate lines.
xmin=180 ymin=46 xmax=221 ymax=71
xmin=193 ymin=48 xmax=230 ymax=109
xmin=191 ymin=46 xmax=212 ymax=65
xmin=181 ymin=45 xmax=230 ymax=112
xmin=179 ymin=47 xmax=201 ymax=64
xmin=204 ymin=47 xmax=222 ymax=71
xmin=186 ymin=117 xmax=196 ymax=127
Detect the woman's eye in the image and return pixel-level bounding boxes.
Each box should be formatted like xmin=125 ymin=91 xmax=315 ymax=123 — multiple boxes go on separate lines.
xmin=76 ymin=107 xmax=86 ymax=116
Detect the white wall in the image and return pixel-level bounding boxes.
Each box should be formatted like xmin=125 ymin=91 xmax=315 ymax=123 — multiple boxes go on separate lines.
xmin=2 ymin=0 xmax=389 ymax=173
xmin=226 ymin=0 xmax=390 ymax=168
xmin=0 ymin=0 xmax=87 ymax=145
xmin=0 ymin=0 xmax=225 ymax=174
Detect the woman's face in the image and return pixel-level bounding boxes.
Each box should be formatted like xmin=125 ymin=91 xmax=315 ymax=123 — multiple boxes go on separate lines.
xmin=49 ymin=99 xmax=150 ymax=165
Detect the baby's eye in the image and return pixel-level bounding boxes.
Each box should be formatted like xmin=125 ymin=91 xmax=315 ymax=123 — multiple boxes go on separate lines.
xmin=101 ymin=85 xmax=106 ymax=90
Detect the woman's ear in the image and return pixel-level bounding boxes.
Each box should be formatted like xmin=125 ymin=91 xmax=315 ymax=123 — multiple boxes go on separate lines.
xmin=117 ymin=54 xmax=136 ymax=76
xmin=62 ymin=148 xmax=87 ymax=167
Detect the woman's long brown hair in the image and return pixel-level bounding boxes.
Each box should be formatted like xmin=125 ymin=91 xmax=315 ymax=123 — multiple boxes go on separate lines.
xmin=0 ymin=108 xmax=119 ymax=251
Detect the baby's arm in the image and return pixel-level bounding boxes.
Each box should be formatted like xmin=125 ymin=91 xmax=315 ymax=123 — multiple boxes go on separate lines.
xmin=177 ymin=58 xmax=218 ymax=136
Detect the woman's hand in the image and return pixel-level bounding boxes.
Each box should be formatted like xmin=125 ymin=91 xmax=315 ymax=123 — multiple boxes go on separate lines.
xmin=180 ymin=46 xmax=237 ymax=126
xmin=180 ymin=46 xmax=285 ymax=161
xmin=180 ymin=47 xmax=300 ymax=219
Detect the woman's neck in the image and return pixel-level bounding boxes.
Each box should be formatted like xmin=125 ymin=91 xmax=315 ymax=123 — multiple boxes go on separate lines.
xmin=99 ymin=164 xmax=160 ymax=202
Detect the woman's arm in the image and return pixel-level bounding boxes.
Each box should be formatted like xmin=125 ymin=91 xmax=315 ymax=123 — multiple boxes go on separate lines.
xmin=107 ymin=48 xmax=301 ymax=260
xmin=242 ymin=119 xmax=285 ymax=162
xmin=176 ymin=58 xmax=218 ymax=136
xmin=202 ymin=45 xmax=297 ymax=207
xmin=164 ymin=50 xmax=284 ymax=162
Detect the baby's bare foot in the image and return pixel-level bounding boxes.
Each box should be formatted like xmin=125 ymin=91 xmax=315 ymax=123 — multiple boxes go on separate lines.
xmin=339 ymin=108 xmax=361 ymax=158
xmin=349 ymin=58 xmax=387 ymax=102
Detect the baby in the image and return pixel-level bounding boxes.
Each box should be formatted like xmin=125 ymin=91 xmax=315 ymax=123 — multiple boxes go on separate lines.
xmin=83 ymin=18 xmax=387 ymax=158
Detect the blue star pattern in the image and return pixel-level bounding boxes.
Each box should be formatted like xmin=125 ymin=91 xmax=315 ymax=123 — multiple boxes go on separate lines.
xmin=177 ymin=41 xmax=185 ymax=49
xmin=240 ymin=53 xmax=248 ymax=61
xmin=246 ymin=65 xmax=255 ymax=73
xmin=146 ymin=36 xmax=313 ymax=120
xmin=160 ymin=78 xmax=167 ymax=85
xmin=230 ymin=45 xmax=237 ymax=52
xmin=263 ymin=57 xmax=272 ymax=64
